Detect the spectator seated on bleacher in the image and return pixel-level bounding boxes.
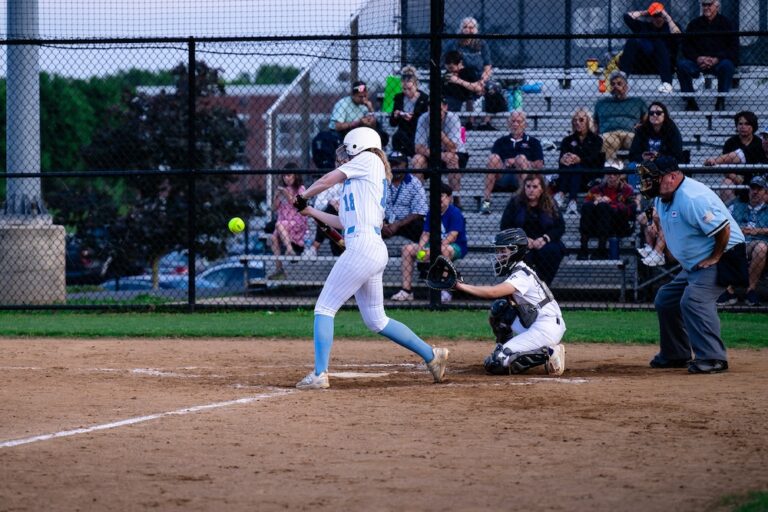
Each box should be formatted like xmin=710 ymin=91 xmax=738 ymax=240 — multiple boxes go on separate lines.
xmin=677 ymin=0 xmax=738 ymax=112
xmin=703 ymin=111 xmax=767 ymax=205
xmin=381 ymin=152 xmax=428 ymax=244
xmin=442 ymin=50 xmax=484 ymax=115
xmin=578 ymin=166 xmax=637 ymax=261
xmin=628 ymin=100 xmax=686 ymax=192
xmin=268 ymin=164 xmax=308 ymax=280
xmin=389 ymin=66 xmax=430 ymax=158
xmin=500 ymin=174 xmax=566 ymax=285
xmin=635 ymin=199 xmax=666 ymax=267
xmin=618 ymin=2 xmax=681 ymax=94
xmin=480 ymin=110 xmax=544 ymax=215
xmin=554 ymin=107 xmax=605 ymax=216
xmin=717 ymin=175 xmax=768 ymax=307
xmin=594 ymin=71 xmax=647 ymax=163
xmin=329 ymin=80 xmax=389 ymax=150
xmin=442 ymin=16 xmax=494 ymax=130
xmin=302 ymin=182 xmax=343 ymax=259
xmin=391 ymin=182 xmax=467 ymax=303
xmin=411 ymin=97 xmax=468 ymax=208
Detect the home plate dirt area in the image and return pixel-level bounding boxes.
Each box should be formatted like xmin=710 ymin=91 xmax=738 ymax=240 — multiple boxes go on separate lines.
xmin=0 ymin=338 xmax=766 ymax=511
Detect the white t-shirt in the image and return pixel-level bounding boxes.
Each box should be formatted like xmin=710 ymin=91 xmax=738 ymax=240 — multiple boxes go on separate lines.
xmin=337 ymin=151 xmax=387 ymax=232
xmin=505 ymin=262 xmax=562 ymax=319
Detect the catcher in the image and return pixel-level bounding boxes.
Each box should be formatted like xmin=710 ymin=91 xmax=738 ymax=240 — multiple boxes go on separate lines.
xmin=427 ymin=227 xmax=566 ymax=375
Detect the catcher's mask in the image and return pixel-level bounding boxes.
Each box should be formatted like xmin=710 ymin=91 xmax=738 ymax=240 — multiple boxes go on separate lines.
xmin=637 ymin=156 xmax=678 ymax=199
xmin=492 ymin=228 xmax=529 ymax=277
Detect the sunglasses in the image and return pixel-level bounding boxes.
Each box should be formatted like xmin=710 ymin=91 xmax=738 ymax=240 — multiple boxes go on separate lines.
xmin=649 ymin=110 xmax=665 ymax=116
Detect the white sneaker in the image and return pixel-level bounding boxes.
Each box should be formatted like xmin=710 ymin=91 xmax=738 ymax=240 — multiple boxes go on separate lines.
xmin=637 ymin=244 xmax=653 ymax=259
xmin=391 ymin=289 xmax=414 ymax=301
xmin=441 ymin=290 xmax=452 ymax=303
xmin=553 ymin=192 xmax=566 ymax=209
xmin=427 ymin=347 xmax=449 ymax=383
xmin=546 ymin=344 xmax=565 ymax=376
xmin=296 ymin=371 xmax=330 ymax=390
xmin=480 ymin=200 xmax=491 ymax=215
xmin=302 ymin=245 xmax=317 ymax=259
xmin=657 ymin=82 xmax=673 ymax=94
xmin=642 ymin=251 xmax=666 ymax=267
xmin=565 ymin=200 xmax=579 ymax=215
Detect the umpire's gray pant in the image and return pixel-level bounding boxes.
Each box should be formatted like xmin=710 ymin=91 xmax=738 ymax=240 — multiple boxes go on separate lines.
xmin=654 ymin=266 xmax=728 ymax=362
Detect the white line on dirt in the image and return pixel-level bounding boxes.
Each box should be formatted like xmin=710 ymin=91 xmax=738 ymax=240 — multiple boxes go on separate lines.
xmin=0 ymin=388 xmax=295 ymax=449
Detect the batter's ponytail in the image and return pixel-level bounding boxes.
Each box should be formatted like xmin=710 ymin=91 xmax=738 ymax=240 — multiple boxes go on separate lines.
xmin=368 ymin=148 xmax=392 ymax=183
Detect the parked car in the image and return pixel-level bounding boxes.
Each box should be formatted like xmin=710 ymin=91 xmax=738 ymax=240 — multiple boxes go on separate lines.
xmin=100 ymin=259 xmax=265 ymax=294
xmin=155 ymin=250 xmax=209 ymax=275
xmin=65 ymin=233 xmax=112 ymax=285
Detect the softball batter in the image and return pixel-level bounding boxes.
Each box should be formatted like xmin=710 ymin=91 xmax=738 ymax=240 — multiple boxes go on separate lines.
xmin=293 ymin=127 xmax=449 ymax=389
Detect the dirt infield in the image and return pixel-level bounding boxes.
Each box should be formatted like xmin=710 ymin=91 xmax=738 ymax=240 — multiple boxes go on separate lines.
xmin=1 ymin=338 xmax=767 ymax=511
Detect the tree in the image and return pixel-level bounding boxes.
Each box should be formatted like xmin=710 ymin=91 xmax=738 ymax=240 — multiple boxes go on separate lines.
xmin=83 ymin=61 xmax=250 ymax=288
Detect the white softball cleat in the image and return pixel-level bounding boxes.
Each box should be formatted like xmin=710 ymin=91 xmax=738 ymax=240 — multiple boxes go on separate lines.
xmin=296 ymin=371 xmax=330 ymax=390
xmin=546 ymin=345 xmax=566 ymax=376
xmin=427 ymin=347 xmax=449 ymax=383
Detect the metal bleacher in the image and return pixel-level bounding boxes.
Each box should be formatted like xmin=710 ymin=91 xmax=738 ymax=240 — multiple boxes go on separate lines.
xmin=256 ymin=67 xmax=767 ymax=305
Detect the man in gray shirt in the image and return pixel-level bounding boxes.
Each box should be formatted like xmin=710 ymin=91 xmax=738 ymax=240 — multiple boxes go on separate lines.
xmin=594 ymin=71 xmax=647 ymax=161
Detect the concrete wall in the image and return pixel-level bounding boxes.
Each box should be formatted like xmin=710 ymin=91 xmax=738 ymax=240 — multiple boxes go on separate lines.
xmin=0 ymin=224 xmax=66 ymax=304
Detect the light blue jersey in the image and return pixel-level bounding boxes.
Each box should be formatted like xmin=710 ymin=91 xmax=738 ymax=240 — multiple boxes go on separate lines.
xmin=655 ymin=177 xmax=745 ymax=271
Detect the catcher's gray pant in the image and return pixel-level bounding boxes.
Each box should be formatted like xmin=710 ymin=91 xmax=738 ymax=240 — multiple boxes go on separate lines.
xmin=654 ymin=266 xmax=727 ymax=362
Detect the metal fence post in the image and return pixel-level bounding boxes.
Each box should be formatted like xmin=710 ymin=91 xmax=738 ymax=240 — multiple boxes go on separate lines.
xmin=187 ymin=38 xmax=198 ymax=311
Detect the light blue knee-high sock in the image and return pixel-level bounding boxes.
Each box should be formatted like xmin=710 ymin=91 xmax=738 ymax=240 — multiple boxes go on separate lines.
xmin=313 ymin=314 xmax=335 ymax=375
xmin=378 ymin=319 xmax=434 ymax=362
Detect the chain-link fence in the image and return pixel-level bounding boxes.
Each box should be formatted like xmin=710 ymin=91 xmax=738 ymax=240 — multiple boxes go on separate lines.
xmin=1 ymin=0 xmax=767 ymax=310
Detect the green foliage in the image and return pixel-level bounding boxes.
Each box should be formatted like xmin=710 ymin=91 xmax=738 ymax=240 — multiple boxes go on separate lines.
xmin=81 ymin=61 xmax=250 ymax=285
xmin=254 ymin=65 xmax=300 ymax=84
xmin=226 ymin=66 xmax=300 ymax=85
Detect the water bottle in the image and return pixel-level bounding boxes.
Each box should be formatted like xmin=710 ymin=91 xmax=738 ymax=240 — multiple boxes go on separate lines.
xmin=608 ymin=237 xmax=620 ymax=260
xmin=521 ymin=83 xmax=543 ymax=94
xmin=507 ymin=88 xmax=523 ymax=110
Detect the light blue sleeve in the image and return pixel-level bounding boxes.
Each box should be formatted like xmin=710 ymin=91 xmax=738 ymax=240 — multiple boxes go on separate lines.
xmin=687 ymin=192 xmax=729 ymax=237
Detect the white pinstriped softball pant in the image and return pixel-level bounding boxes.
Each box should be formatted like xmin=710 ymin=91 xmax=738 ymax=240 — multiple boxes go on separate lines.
xmin=314 ymin=230 xmax=390 ymax=332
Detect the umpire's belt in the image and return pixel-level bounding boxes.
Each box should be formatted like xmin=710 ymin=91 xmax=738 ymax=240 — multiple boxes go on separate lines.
xmin=346 ymin=225 xmax=381 ymax=235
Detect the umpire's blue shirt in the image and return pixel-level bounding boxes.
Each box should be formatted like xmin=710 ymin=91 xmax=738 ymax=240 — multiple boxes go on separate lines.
xmin=655 ymin=177 xmax=745 ymax=272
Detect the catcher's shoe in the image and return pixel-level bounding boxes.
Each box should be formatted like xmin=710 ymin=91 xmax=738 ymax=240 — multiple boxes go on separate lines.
xmin=545 ymin=344 xmax=565 ymax=376
xmin=296 ymin=371 xmax=330 ymax=390
xmin=427 ymin=347 xmax=449 ymax=383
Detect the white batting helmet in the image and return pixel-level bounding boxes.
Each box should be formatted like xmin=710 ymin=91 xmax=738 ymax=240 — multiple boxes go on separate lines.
xmin=343 ymin=127 xmax=381 ymax=156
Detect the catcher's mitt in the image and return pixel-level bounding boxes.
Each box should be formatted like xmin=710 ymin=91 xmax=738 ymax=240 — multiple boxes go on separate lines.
xmin=293 ymin=194 xmax=308 ymax=212
xmin=426 ymin=255 xmax=462 ymax=290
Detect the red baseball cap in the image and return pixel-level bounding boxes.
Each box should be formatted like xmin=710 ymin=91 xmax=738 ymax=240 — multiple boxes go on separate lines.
xmin=647 ymin=2 xmax=664 ymax=16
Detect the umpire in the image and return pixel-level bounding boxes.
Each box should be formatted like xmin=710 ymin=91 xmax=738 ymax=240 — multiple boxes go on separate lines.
xmin=638 ymin=156 xmax=745 ymax=373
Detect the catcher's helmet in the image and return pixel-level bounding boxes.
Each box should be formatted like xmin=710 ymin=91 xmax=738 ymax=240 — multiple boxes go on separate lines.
xmin=343 ymin=127 xmax=382 ymax=157
xmin=637 ymin=156 xmax=678 ymax=199
xmin=492 ymin=228 xmax=528 ymax=277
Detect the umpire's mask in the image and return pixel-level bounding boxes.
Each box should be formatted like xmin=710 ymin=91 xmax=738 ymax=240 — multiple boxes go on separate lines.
xmin=637 ymin=156 xmax=678 ymax=199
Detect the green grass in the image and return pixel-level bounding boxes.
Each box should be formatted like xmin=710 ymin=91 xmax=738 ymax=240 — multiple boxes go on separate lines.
xmin=0 ymin=310 xmax=765 ymax=347
xmin=720 ymin=491 xmax=768 ymax=512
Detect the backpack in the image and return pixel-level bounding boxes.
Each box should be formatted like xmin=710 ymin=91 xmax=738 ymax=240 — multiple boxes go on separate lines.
xmin=311 ymin=130 xmax=342 ymax=170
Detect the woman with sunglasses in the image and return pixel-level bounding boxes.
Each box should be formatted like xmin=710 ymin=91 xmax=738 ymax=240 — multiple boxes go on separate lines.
xmin=628 ymin=101 xmax=684 ymax=165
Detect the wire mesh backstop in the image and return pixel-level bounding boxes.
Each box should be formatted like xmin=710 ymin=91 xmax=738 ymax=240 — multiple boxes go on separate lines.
xmin=1 ymin=0 xmax=767 ymax=310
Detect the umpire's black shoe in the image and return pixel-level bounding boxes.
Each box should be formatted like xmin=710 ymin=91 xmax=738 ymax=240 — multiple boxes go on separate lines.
xmin=649 ymin=353 xmax=691 ymax=369
xmin=688 ymin=359 xmax=729 ymax=374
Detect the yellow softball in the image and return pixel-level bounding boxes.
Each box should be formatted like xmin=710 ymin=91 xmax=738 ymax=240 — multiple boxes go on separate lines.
xmin=228 ymin=217 xmax=245 ymax=234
